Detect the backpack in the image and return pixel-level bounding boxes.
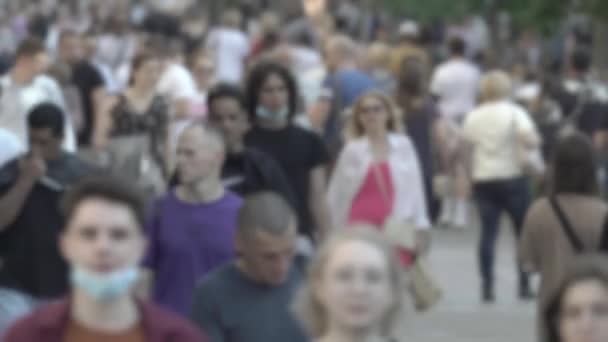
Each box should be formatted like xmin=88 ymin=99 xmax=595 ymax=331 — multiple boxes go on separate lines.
xmin=550 ymin=197 xmax=608 ymax=253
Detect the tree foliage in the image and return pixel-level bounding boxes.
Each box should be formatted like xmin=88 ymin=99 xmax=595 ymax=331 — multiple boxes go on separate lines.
xmin=381 ymin=0 xmax=604 ymax=34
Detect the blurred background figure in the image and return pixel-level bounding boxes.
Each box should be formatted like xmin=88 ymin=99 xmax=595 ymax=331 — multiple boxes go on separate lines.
xmin=430 ymin=37 xmax=481 ymax=230
xmin=206 ymin=9 xmax=250 ymax=84
xmin=397 ymin=56 xmax=444 ymax=222
xmin=92 ymin=52 xmax=168 ymax=198
xmin=463 ymin=70 xmax=540 ymax=302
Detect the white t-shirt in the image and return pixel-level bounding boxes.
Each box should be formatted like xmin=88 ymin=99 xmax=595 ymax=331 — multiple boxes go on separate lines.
xmin=206 ymin=28 xmax=250 ymax=84
xmin=157 ymin=63 xmax=198 ymax=102
xmin=430 ymin=58 xmax=481 ymax=122
xmin=463 ymin=100 xmax=539 ymax=182
xmin=290 ymin=46 xmax=323 ymax=74
xmin=0 ymin=128 xmax=23 ymax=167
xmin=0 ymin=74 xmax=76 ymax=153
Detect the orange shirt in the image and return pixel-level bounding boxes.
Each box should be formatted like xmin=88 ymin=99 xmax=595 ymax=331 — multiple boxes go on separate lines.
xmin=63 ymin=320 xmax=145 ymax=342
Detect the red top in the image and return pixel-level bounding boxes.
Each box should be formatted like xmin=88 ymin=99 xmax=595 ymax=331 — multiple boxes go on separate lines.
xmin=348 ymin=162 xmax=394 ymax=227
xmin=4 ymin=299 xmax=206 ymax=342
xmin=347 ymin=162 xmax=415 ymax=267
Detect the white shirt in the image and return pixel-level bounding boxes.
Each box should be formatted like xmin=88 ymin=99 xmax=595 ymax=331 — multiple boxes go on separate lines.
xmin=0 ymin=129 xmax=23 ymax=167
xmin=206 ymin=28 xmax=250 ymax=84
xmin=327 ymin=134 xmax=430 ymax=231
xmin=430 ymin=58 xmax=481 ymax=122
xmin=290 ymin=46 xmax=323 ymax=74
xmin=0 ymin=74 xmax=76 ymax=153
xmin=157 ymin=63 xmax=198 ymax=102
xmin=463 ymin=100 xmax=539 ymax=182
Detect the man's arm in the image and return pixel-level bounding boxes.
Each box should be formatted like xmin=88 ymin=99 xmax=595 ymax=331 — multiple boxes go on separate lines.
xmin=309 ymin=165 xmax=331 ymax=241
xmin=0 ymin=157 xmax=44 ymax=232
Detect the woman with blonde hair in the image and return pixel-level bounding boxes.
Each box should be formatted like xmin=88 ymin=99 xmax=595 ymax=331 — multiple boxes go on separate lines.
xmin=293 ymin=227 xmax=406 ymax=342
xmin=463 ymin=69 xmax=542 ymax=302
xmin=328 ymin=91 xmax=431 ymax=265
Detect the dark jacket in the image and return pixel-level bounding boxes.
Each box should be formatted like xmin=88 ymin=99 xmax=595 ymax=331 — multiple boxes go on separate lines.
xmin=4 ymin=299 xmax=207 ymax=342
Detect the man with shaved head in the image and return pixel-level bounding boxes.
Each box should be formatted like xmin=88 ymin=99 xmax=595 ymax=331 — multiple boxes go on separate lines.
xmin=143 ymin=123 xmax=242 ymax=317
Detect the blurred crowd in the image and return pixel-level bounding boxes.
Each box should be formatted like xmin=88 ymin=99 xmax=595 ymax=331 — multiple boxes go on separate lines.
xmin=2 ymin=1 xmax=608 ymax=342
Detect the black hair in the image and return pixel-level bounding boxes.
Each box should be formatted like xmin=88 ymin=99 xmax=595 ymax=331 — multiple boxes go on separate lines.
xmin=570 ymin=48 xmax=592 ymax=74
xmin=448 ymin=37 xmax=466 ymax=56
xmin=551 ymin=133 xmax=599 ymax=196
xmin=27 ymin=103 xmax=65 ymax=137
xmin=208 ymin=83 xmax=247 ymax=113
xmin=61 ymin=175 xmax=147 ymax=231
xmin=245 ymin=61 xmax=299 ymax=122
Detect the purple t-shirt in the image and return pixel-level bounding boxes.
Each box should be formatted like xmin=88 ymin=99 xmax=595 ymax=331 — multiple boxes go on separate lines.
xmin=143 ymin=189 xmax=242 ymax=316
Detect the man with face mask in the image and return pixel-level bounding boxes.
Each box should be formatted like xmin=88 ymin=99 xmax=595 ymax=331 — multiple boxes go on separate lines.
xmin=206 ymin=83 xmax=296 ymax=205
xmin=143 ymin=123 xmax=242 ymax=317
xmin=3 ymin=176 xmax=206 ymax=341
xmin=191 ymin=192 xmax=308 ymax=342
xmin=0 ymin=103 xmax=91 ymax=302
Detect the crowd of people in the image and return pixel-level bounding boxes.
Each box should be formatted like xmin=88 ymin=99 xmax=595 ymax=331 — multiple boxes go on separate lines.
xmin=2 ymin=1 xmax=608 ymax=342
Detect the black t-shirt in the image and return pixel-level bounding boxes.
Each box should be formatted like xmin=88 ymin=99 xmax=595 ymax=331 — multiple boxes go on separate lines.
xmin=551 ymin=80 xmax=608 ymax=138
xmin=222 ymin=148 xmax=297 ymax=210
xmin=223 ymin=153 xmax=248 ymax=193
xmin=0 ymin=153 xmax=91 ymax=298
xmin=72 ymin=61 xmax=104 ymax=146
xmin=245 ymin=125 xmax=329 ymax=237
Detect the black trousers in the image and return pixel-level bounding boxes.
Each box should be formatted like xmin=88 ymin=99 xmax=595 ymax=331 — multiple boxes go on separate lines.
xmin=473 ymin=177 xmax=531 ymax=289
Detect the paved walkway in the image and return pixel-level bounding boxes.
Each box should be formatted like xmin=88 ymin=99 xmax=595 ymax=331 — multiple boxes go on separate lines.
xmin=403 ymin=226 xmax=537 ymax=342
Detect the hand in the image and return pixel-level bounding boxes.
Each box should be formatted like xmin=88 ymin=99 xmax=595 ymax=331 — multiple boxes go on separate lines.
xmin=18 ymin=155 xmax=46 ymax=182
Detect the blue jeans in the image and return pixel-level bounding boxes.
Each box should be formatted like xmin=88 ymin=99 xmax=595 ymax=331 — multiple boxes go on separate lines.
xmin=473 ymin=177 xmax=531 ymax=290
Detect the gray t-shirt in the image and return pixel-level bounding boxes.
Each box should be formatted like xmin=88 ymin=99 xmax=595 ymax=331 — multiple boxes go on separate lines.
xmin=191 ymin=259 xmax=309 ymax=342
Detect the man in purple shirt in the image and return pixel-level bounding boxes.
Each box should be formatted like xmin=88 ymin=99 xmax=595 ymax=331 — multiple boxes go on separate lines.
xmin=143 ymin=123 xmax=242 ymax=316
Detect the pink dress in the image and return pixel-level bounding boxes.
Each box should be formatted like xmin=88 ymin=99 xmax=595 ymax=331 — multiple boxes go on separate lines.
xmin=348 ymin=162 xmax=415 ymax=266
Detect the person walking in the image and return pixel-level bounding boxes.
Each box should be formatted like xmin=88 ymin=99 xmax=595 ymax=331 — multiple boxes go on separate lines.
xmin=327 ymin=91 xmax=431 ymax=263
xmin=397 ymin=56 xmax=444 ymax=222
xmin=143 ymin=124 xmax=242 ymax=317
xmin=430 ymin=37 xmax=481 ymax=229
xmin=92 ymin=52 xmax=169 ymax=198
xmin=3 ymin=176 xmax=206 ymax=341
xmin=463 ymin=70 xmax=540 ymax=302
xmin=294 ymin=227 xmax=407 ymax=342
xmin=244 ymin=61 xmax=331 ymax=247
xmin=191 ymin=192 xmax=308 ymax=342
xmin=520 ymin=133 xmax=608 ymax=341
xmin=0 ymin=104 xmax=91 ymax=300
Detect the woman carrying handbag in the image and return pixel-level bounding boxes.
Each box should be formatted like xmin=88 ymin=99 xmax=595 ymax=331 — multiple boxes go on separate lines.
xmin=327 ymin=91 xmax=440 ymax=311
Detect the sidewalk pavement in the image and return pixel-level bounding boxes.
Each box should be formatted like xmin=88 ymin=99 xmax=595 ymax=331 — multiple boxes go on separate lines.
xmin=402 ymin=226 xmax=537 ymax=342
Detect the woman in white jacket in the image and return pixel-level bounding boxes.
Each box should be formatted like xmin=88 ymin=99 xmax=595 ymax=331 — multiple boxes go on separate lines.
xmin=327 ymin=91 xmax=431 ymax=262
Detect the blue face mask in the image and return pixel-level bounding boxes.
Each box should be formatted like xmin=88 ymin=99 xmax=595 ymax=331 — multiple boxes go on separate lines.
xmin=255 ymin=106 xmax=289 ymax=121
xmin=70 ymin=266 xmax=139 ymax=301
